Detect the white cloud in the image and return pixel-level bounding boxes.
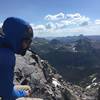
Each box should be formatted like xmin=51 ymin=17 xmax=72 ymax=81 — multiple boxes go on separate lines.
xmin=66 ymin=13 xmax=81 ymax=19
xmin=0 ymin=23 xmax=3 ymax=27
xmin=30 ymin=24 xmax=46 ymax=31
xmin=95 ymin=20 xmax=100 ymax=25
xmin=45 ymin=13 xmax=65 ymax=21
xmin=45 ymin=22 xmax=56 ymax=29
xmin=45 ymin=24 xmax=100 ymax=37
xmin=30 ymin=24 xmax=46 ymax=37
xmin=34 ymin=25 xmax=45 ymax=31
xmin=44 ymin=13 xmax=90 ymax=31
xmin=55 ymin=22 xmax=66 ymax=29
xmin=61 ymin=20 xmax=74 ymax=26
xmin=31 ymin=13 xmax=100 ymax=37
xmin=65 ymin=13 xmax=90 ymax=25
xmin=45 ymin=13 xmax=90 ymax=26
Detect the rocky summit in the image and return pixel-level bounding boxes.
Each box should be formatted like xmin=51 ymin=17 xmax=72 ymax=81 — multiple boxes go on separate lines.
xmin=14 ymin=51 xmax=100 ymax=100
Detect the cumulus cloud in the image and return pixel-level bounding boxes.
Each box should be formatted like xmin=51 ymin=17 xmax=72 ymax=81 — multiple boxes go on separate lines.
xmin=66 ymin=13 xmax=90 ymax=25
xmin=34 ymin=25 xmax=45 ymax=31
xmin=30 ymin=24 xmax=45 ymax=31
xmin=44 ymin=13 xmax=90 ymax=30
xmin=45 ymin=22 xmax=56 ymax=29
xmin=55 ymin=22 xmax=66 ymax=29
xmin=45 ymin=13 xmax=65 ymax=21
xmin=30 ymin=24 xmax=46 ymax=37
xmin=45 ymin=13 xmax=89 ymax=24
xmin=31 ymin=13 xmax=100 ymax=37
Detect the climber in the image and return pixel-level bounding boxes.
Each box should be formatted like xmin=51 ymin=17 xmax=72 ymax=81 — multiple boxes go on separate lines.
xmin=0 ymin=17 xmax=33 ymax=99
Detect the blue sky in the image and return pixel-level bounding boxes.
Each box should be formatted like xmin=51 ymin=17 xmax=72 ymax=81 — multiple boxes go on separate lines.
xmin=0 ymin=0 xmax=100 ymax=37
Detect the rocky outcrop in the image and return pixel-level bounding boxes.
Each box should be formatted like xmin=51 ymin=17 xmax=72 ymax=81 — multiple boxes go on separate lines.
xmin=14 ymin=51 xmax=77 ymax=100
xmin=14 ymin=51 xmax=99 ymax=100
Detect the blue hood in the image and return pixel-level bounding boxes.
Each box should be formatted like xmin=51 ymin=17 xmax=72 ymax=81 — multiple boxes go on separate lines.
xmin=2 ymin=17 xmax=33 ymax=54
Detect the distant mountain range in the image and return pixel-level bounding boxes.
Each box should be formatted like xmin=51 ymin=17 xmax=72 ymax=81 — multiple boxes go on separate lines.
xmin=43 ymin=35 xmax=100 ymax=43
xmin=31 ymin=35 xmax=100 ymax=85
xmin=34 ymin=35 xmax=100 ymax=49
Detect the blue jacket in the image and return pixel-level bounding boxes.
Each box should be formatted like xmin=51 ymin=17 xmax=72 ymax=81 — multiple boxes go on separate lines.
xmin=0 ymin=17 xmax=31 ymax=100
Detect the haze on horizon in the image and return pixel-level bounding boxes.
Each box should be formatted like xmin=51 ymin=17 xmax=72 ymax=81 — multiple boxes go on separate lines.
xmin=0 ymin=0 xmax=100 ymax=37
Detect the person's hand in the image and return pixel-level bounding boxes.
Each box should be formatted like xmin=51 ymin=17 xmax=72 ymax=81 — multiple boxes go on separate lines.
xmin=13 ymin=85 xmax=31 ymax=97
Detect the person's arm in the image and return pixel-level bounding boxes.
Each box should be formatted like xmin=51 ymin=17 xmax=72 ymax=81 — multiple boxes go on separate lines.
xmin=0 ymin=48 xmax=15 ymax=99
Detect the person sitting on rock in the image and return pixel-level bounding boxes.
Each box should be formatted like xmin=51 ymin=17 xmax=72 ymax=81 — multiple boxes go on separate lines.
xmin=0 ymin=17 xmax=33 ymax=100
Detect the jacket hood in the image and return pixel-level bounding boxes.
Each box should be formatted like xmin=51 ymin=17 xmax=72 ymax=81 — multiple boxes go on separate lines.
xmin=2 ymin=17 xmax=33 ymax=54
